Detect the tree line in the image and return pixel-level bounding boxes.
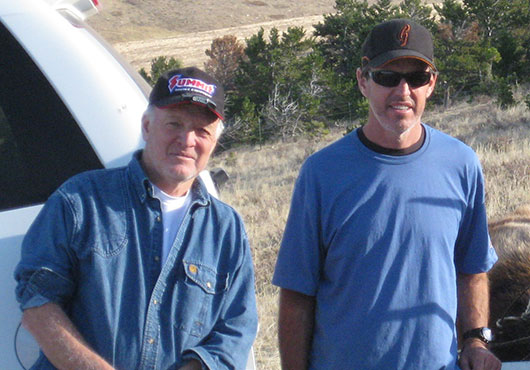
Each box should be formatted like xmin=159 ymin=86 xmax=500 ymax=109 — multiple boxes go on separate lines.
xmin=140 ymin=0 xmax=530 ymax=149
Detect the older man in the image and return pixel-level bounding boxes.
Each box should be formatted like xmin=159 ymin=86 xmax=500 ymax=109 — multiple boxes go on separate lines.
xmin=273 ymin=19 xmax=501 ymax=370
xmin=15 ymin=67 xmax=257 ymax=369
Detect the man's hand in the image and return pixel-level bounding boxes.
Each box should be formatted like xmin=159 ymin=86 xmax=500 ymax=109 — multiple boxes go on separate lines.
xmin=459 ymin=339 xmax=501 ymax=370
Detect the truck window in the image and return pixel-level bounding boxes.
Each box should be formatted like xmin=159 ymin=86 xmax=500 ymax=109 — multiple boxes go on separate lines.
xmin=0 ymin=22 xmax=103 ymax=211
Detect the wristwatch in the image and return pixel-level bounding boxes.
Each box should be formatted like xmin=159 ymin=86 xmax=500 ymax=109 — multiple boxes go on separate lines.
xmin=462 ymin=327 xmax=493 ymax=344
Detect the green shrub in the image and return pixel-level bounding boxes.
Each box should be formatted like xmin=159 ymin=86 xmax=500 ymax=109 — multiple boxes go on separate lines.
xmin=139 ymin=56 xmax=183 ymax=86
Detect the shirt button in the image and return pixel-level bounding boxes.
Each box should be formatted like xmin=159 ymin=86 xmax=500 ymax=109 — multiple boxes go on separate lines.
xmin=154 ymin=256 xmax=160 ymax=262
xmin=189 ymin=264 xmax=198 ymax=274
xmin=147 ymin=338 xmax=155 ymax=344
xmin=153 ymin=299 xmax=158 ymax=305
xmin=206 ymin=281 xmax=212 ymax=289
xmin=156 ymin=216 xmax=161 ymax=222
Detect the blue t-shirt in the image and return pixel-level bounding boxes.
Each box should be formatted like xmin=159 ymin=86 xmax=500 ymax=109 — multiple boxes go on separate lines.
xmin=273 ymin=125 xmax=497 ymax=369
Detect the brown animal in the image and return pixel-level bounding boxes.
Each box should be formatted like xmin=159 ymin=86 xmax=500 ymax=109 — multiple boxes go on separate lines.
xmin=487 ymin=204 xmax=530 ymax=361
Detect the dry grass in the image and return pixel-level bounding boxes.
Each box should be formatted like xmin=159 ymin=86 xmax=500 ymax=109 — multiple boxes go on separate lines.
xmin=210 ymin=137 xmax=336 ymax=369
xmin=209 ymin=94 xmax=530 ymax=369
xmin=427 ymin=91 xmax=530 ymax=218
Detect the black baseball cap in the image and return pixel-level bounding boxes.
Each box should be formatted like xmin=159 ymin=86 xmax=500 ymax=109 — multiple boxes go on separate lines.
xmin=361 ymin=19 xmax=436 ymax=71
xmin=149 ymin=67 xmax=225 ymax=120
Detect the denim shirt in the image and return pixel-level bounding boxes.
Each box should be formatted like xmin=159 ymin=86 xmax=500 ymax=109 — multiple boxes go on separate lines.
xmin=15 ymin=151 xmax=258 ymax=369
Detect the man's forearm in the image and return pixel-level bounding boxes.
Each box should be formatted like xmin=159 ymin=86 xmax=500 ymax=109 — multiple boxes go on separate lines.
xmin=22 ymin=302 xmax=114 ymax=370
xmin=457 ymin=272 xmax=501 ymax=370
xmin=278 ymin=288 xmax=316 ymax=370
xmin=457 ymin=272 xmax=490 ymax=338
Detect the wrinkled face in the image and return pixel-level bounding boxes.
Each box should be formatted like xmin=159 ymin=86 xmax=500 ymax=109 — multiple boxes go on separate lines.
xmin=141 ymin=104 xmax=219 ymax=195
xmin=357 ymin=59 xmax=437 ymax=138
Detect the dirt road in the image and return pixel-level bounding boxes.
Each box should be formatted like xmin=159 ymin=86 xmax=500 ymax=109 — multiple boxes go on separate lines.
xmin=113 ymin=15 xmax=323 ymax=72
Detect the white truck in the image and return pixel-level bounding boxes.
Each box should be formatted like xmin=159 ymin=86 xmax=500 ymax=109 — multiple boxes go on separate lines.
xmin=0 ymin=0 xmax=253 ymax=369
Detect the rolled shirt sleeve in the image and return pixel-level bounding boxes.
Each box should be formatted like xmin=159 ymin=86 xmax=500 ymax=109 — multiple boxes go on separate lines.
xmin=14 ymin=189 xmax=77 ymax=310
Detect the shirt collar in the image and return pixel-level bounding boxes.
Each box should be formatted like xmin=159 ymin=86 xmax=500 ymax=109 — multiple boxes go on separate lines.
xmin=127 ymin=150 xmax=210 ymax=207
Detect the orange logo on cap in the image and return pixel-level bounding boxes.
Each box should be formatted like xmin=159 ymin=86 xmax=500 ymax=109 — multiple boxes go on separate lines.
xmin=399 ymin=24 xmax=411 ymax=46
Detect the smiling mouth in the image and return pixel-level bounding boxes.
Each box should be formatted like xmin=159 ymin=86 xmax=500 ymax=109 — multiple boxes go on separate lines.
xmin=170 ymin=152 xmax=195 ymax=160
xmin=389 ymin=102 xmax=413 ymax=111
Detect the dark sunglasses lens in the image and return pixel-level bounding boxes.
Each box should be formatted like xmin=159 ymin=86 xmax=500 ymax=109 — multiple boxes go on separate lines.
xmin=371 ymin=71 xmax=401 ymax=87
xmin=407 ymin=71 xmax=432 ymax=87
xmin=371 ymin=71 xmax=432 ymax=88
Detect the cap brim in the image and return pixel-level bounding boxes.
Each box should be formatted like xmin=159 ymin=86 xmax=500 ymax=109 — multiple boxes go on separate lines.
xmin=366 ymin=49 xmax=436 ymax=71
xmin=154 ymin=96 xmax=224 ymax=121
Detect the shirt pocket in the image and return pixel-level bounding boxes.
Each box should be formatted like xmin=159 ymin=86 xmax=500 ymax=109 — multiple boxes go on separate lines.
xmin=79 ymin=188 xmax=130 ymax=259
xmin=175 ymin=260 xmax=228 ymax=337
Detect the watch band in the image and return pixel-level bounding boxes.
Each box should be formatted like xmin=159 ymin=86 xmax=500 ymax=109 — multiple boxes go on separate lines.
xmin=462 ymin=327 xmax=493 ymax=344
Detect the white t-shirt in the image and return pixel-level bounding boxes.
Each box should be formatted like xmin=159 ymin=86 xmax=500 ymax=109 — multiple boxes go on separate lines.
xmin=152 ymin=184 xmax=192 ymax=266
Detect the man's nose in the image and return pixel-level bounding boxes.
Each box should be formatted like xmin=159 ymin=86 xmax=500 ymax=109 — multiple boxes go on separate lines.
xmin=177 ymin=128 xmax=196 ymax=146
xmin=396 ymin=78 xmax=412 ymax=94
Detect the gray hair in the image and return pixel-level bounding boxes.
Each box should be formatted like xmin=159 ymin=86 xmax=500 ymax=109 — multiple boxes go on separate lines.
xmin=143 ymin=104 xmax=224 ymax=139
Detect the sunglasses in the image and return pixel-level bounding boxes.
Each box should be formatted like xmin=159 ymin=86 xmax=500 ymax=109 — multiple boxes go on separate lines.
xmin=368 ymin=70 xmax=433 ymax=88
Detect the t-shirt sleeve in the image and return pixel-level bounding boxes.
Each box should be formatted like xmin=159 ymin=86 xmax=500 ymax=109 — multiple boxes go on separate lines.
xmin=272 ymin=160 xmax=322 ymax=296
xmin=454 ymin=157 xmax=498 ymax=274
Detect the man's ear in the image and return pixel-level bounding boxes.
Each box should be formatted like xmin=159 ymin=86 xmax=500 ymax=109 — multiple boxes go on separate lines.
xmin=356 ymin=68 xmax=369 ymax=97
xmin=426 ymin=73 xmax=438 ymax=99
xmin=141 ymin=111 xmax=151 ymax=141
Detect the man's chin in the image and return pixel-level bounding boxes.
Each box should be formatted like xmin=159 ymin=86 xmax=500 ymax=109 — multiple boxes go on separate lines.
xmin=171 ymin=169 xmax=198 ymax=184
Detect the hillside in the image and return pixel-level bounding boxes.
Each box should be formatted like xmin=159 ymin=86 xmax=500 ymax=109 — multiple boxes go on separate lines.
xmin=88 ymin=0 xmax=336 ymax=43
xmin=88 ymin=0 xmax=442 ymax=71
xmin=111 ymin=15 xmax=326 ymax=72
xmin=88 ymin=0 xmax=336 ymax=71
